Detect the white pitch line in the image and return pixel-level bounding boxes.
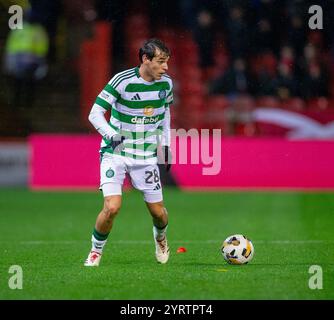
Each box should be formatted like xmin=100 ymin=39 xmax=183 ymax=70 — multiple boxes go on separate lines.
xmin=6 ymin=239 xmax=334 ymax=245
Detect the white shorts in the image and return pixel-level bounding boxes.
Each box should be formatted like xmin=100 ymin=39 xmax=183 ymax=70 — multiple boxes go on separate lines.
xmin=100 ymin=153 xmax=163 ymax=203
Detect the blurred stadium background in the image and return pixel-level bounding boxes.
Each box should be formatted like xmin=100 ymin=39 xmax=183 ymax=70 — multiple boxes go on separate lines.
xmin=1 ymin=0 xmax=334 ymax=188
xmin=1 ymin=0 xmax=334 ymax=300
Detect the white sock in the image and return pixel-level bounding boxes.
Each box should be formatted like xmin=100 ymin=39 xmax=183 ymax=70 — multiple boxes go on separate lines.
xmin=153 ymin=224 xmax=168 ymax=241
xmin=91 ymin=235 xmax=107 ymax=254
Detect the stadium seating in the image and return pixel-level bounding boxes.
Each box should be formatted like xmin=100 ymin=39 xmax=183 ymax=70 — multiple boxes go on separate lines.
xmin=256 ymin=96 xmax=281 ymax=109
xmin=306 ymin=97 xmax=330 ymax=111
xmin=119 ymin=9 xmax=334 ymax=136
xmin=281 ymin=98 xmax=306 ymax=111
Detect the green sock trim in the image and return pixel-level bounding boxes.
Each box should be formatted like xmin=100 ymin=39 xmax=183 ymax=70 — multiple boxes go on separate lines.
xmin=154 ymin=223 xmax=168 ymax=230
xmin=93 ymin=228 xmax=110 ymax=241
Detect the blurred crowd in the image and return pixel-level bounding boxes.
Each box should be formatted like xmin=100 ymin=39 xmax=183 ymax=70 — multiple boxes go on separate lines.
xmin=181 ymin=0 xmax=334 ymax=101
xmin=1 ymin=0 xmax=334 ymax=136
xmin=3 ymin=0 xmax=334 ymax=101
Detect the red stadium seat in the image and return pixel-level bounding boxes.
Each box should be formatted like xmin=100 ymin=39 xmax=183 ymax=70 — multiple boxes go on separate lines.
xmin=255 ymin=122 xmax=290 ymax=137
xmin=155 ymin=28 xmax=176 ymax=44
xmin=179 ymin=66 xmax=202 ymax=81
xmin=214 ymin=51 xmax=229 ymax=69
xmin=166 ymin=65 xmax=178 ymax=79
xmin=204 ymin=96 xmax=230 ymax=130
xmin=308 ymin=31 xmax=324 ymax=47
xmin=251 ymin=53 xmax=277 ymax=77
xmin=207 ymin=95 xmax=230 ymax=110
xmin=256 ymin=96 xmax=280 ymax=109
xmin=127 ymin=38 xmax=148 ymax=65
xmin=231 ymin=95 xmax=256 ymax=111
xmin=177 ymin=108 xmax=204 ymax=129
xmin=180 ymin=81 xmax=205 ymax=96
xmin=126 ymin=14 xmax=149 ymax=28
xmin=204 ymin=118 xmax=226 ymax=131
xmin=235 ymin=122 xmax=257 ymax=137
xmin=179 ymin=96 xmax=204 ymax=112
xmin=306 ymin=97 xmax=330 ymax=110
xmin=125 ymin=27 xmax=149 ymax=40
xmin=281 ymin=98 xmax=305 ymax=111
xmin=125 ymin=14 xmax=149 ymax=42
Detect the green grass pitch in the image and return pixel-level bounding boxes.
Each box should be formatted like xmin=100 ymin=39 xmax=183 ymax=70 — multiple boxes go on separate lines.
xmin=0 ymin=188 xmax=333 ymax=299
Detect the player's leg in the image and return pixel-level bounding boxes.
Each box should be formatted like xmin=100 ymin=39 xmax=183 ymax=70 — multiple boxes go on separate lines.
xmin=146 ymin=200 xmax=170 ymax=264
xmin=145 ymin=201 xmax=168 ymax=239
xmin=95 ymin=194 xmax=122 ymax=234
xmin=129 ymin=162 xmax=170 ymax=263
xmin=91 ymin=192 xmax=122 ymax=254
xmin=84 ymin=154 xmax=126 ymax=267
xmin=84 ymin=186 xmax=122 ymax=267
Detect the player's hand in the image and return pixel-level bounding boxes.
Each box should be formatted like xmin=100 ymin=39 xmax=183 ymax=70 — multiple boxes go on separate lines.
xmin=107 ymin=134 xmax=126 ymax=152
xmin=162 ymin=146 xmax=172 ymax=172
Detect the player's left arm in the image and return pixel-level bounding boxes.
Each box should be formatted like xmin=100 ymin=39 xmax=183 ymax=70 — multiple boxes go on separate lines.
xmin=161 ymin=84 xmax=173 ymax=172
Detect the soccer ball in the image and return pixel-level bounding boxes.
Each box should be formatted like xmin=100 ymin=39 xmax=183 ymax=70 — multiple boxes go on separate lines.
xmin=221 ymin=234 xmax=254 ymax=265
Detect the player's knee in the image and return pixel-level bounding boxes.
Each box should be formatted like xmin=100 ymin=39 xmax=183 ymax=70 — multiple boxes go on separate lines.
xmin=162 ymin=207 xmax=168 ymax=220
xmin=152 ymin=205 xmax=167 ymax=219
xmin=103 ymin=199 xmax=121 ymax=218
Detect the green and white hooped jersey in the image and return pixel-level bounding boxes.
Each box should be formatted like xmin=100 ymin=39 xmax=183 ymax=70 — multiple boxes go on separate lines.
xmin=94 ymin=67 xmax=173 ymax=160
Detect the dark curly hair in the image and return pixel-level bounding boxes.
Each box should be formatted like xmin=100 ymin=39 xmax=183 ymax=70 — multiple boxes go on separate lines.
xmin=138 ymin=38 xmax=170 ymax=63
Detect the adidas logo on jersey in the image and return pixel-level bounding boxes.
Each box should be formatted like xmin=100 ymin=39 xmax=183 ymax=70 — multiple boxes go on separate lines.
xmin=153 ymin=183 xmax=161 ymax=190
xmin=131 ymin=94 xmax=141 ymax=100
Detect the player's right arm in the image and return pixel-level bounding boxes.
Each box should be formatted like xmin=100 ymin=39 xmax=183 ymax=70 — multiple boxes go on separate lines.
xmin=88 ymin=79 xmax=121 ymax=141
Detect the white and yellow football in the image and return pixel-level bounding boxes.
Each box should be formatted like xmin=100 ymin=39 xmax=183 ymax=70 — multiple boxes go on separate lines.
xmin=221 ymin=234 xmax=254 ymax=265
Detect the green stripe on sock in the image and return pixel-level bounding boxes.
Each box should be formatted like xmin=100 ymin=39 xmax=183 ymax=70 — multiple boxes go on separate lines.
xmin=154 ymin=223 xmax=168 ymax=230
xmin=93 ymin=228 xmax=109 ymax=241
